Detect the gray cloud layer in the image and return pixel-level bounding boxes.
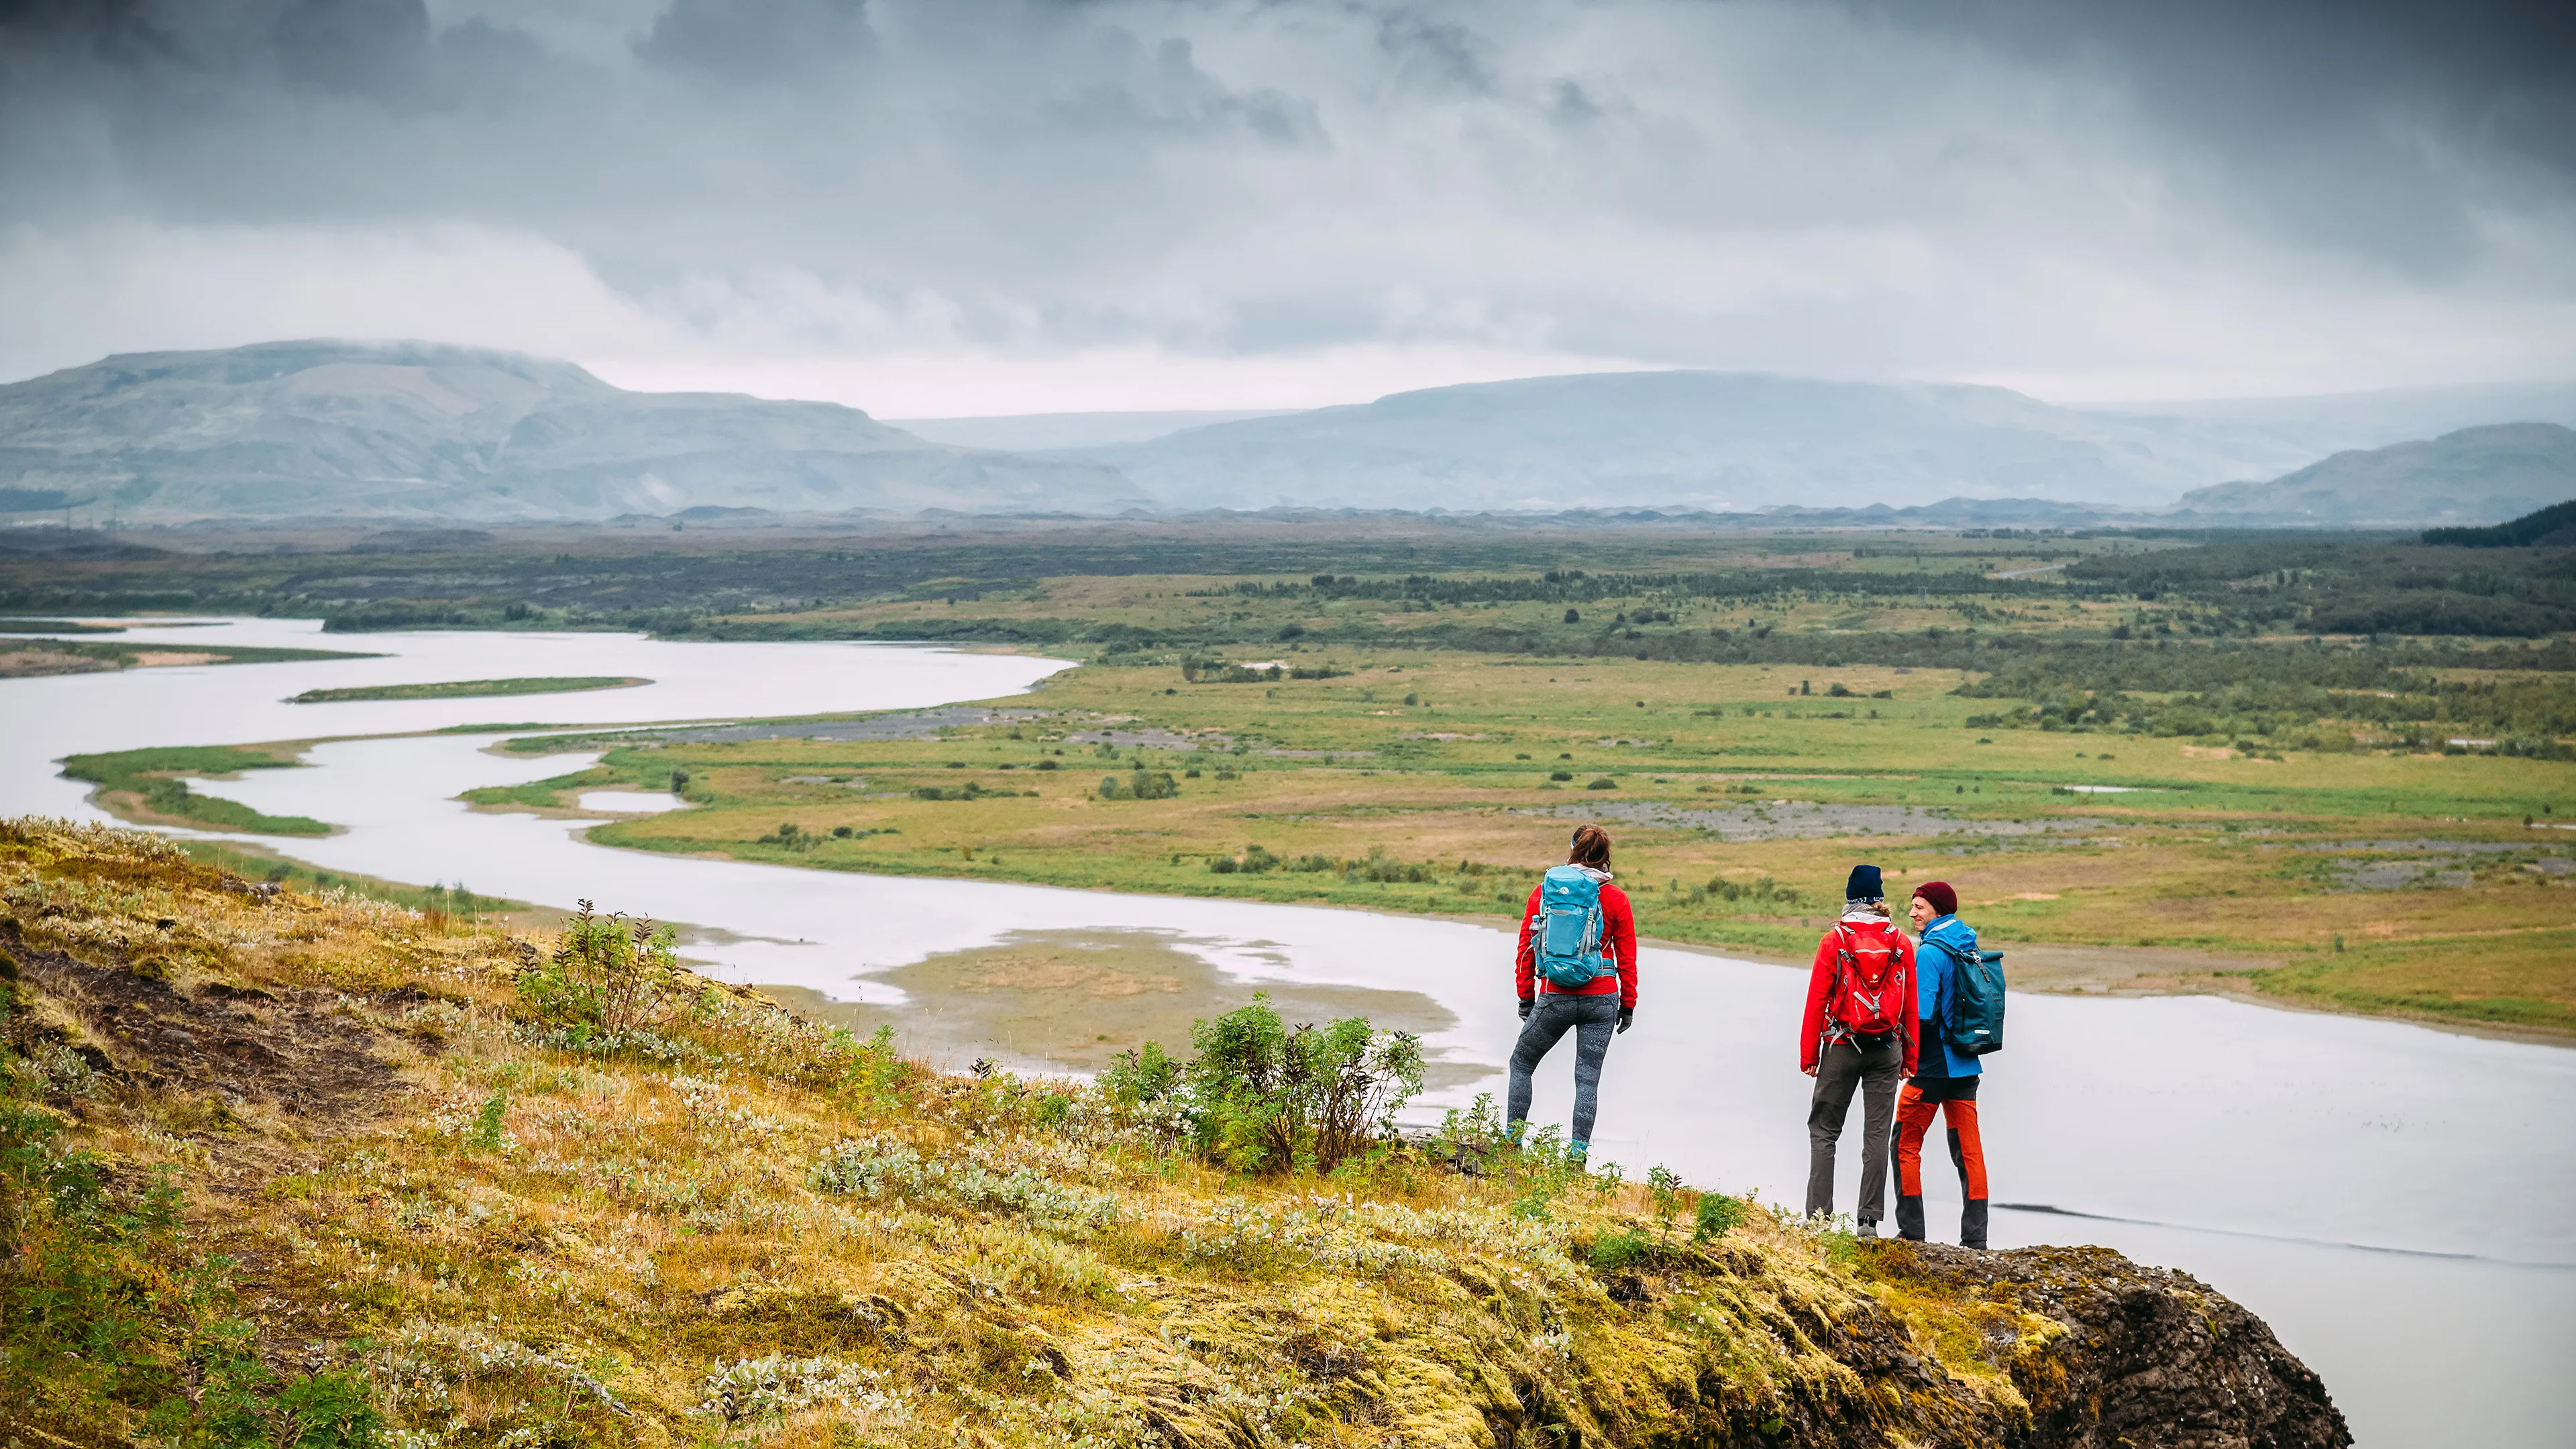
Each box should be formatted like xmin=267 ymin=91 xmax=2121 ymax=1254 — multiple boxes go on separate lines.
xmin=1 ymin=0 xmax=2569 ymax=405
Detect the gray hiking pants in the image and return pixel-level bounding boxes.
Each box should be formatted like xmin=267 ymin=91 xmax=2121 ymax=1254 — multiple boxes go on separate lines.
xmin=1805 ymin=1036 xmax=1902 ymax=1223
xmin=1507 ymin=993 xmax=1619 ymax=1151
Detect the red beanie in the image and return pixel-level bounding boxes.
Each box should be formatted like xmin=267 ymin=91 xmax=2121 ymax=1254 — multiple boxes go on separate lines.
xmin=1913 ymin=880 xmax=1957 ymax=916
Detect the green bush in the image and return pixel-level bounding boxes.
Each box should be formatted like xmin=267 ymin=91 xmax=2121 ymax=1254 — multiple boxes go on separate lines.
xmin=1694 ymin=1191 xmax=1748 ymax=1241
xmin=1098 ymin=769 xmax=1180 ymax=801
xmin=1099 ymin=1041 xmax=1183 ymax=1108
xmin=1136 ymin=996 xmax=1424 ymax=1176
xmin=514 ymin=900 xmax=676 ymax=1040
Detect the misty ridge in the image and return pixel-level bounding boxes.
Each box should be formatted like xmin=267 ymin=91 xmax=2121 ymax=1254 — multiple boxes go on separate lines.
xmin=1 ymin=341 xmax=2573 ymax=528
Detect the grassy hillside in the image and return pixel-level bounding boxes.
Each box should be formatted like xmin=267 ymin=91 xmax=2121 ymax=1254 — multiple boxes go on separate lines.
xmin=0 ymin=819 xmax=2344 ymax=1448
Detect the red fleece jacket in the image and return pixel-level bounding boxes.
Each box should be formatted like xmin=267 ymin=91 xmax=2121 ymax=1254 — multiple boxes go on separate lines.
xmin=1515 ymin=878 xmax=1638 ymax=1009
xmin=1799 ymin=914 xmax=1918 ymax=1075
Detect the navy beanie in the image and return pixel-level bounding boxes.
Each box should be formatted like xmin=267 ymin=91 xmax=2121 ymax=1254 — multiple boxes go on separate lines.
xmin=1845 ymin=863 xmax=1883 ymax=902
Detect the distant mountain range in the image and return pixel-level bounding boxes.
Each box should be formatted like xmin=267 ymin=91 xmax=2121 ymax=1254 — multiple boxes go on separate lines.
xmin=1061 ymin=371 xmax=2576 ymax=516
xmin=2 ymin=342 xmax=2571 ymax=527
xmin=0 ymin=341 xmax=1142 ymax=522
xmin=2174 ymin=423 xmax=2576 ymax=525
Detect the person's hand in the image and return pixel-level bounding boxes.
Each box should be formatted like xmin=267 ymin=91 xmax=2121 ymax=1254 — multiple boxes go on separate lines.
xmin=1615 ymin=1007 xmax=1633 ymax=1034
xmin=1802 ymin=1063 xmax=1818 ymax=1077
xmin=1517 ymin=998 xmax=1534 ymax=1022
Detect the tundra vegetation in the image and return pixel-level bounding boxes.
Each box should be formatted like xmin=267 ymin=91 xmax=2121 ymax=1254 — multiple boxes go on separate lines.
xmin=20 ymin=515 xmax=2574 ymax=1036
xmin=60 ymin=746 xmax=331 ymax=837
xmin=0 ymin=820 xmax=2345 ymax=1448
xmin=288 ymin=676 xmax=648 ymax=704
xmin=0 ymin=635 xmax=371 ymax=679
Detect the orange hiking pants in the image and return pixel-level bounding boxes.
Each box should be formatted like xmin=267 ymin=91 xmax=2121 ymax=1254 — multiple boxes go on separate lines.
xmin=1894 ymin=1076 xmax=1987 ymax=1247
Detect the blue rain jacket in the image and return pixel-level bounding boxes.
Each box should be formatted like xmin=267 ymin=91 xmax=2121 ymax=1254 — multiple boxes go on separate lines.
xmin=1915 ymin=914 xmax=1984 ymax=1079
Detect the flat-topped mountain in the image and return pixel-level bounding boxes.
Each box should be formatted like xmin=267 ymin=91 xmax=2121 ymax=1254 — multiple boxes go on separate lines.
xmin=2177 ymin=423 xmax=2576 ymax=525
xmin=0 ymin=341 xmax=1143 ymax=521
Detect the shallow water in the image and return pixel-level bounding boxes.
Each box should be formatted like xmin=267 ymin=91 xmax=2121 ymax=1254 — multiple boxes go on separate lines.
xmin=574 ymin=790 xmax=692 ymax=813
xmin=4 ymin=620 xmax=2570 ymax=1446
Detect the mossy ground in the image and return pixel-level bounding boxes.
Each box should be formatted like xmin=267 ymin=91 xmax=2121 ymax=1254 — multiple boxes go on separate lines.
xmin=2 ymin=818 xmax=2082 ymax=1449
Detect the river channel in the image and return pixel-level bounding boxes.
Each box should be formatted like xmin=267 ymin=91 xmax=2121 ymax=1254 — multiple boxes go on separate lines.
xmin=4 ymin=619 xmax=2569 ymax=1446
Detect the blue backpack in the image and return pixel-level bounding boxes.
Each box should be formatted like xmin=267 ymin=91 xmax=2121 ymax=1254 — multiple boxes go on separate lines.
xmin=1927 ymin=924 xmax=2006 ymax=1057
xmin=1531 ymin=865 xmax=1608 ymax=989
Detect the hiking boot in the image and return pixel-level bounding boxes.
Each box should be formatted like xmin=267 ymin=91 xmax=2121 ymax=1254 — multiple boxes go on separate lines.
xmin=1856 ymin=1220 xmax=1879 ymax=1240
xmin=1894 ymin=1195 xmax=1926 ymax=1242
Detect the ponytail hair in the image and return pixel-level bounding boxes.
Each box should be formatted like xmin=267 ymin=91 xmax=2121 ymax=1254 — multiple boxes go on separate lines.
xmin=1568 ymin=824 xmax=1613 ymax=868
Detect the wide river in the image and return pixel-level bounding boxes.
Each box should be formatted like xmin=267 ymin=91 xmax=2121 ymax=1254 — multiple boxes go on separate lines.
xmin=4 ymin=620 xmax=2569 ymax=1446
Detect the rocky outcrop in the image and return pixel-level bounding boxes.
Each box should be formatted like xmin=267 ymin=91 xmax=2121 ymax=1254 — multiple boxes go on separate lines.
xmin=1887 ymin=1243 xmax=2350 ymax=1448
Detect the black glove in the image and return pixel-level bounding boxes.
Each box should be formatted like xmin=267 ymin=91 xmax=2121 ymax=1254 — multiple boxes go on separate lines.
xmin=1517 ymin=998 xmax=1534 ymax=1021
xmin=1616 ymin=1008 xmax=1633 ymax=1034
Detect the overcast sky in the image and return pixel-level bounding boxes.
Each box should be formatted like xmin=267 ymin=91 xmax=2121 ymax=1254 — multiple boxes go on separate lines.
xmin=1 ymin=0 xmax=2571 ymax=414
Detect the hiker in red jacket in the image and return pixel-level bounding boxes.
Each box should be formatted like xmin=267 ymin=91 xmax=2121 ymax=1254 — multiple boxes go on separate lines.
xmin=1509 ymin=824 xmax=1638 ymax=1161
xmin=1799 ymin=863 xmax=1917 ymax=1236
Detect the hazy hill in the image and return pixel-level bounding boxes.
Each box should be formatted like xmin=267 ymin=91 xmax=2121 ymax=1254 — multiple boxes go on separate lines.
xmin=0 ymin=341 xmax=1143 ymax=521
xmin=1063 ymin=370 xmax=2365 ymax=512
xmin=888 ymin=409 xmax=1299 ymax=451
xmin=2176 ymin=423 xmax=2576 ymax=525
xmin=9 ymin=343 xmax=2571 ymax=523
xmin=2088 ymin=381 xmax=2576 ymax=466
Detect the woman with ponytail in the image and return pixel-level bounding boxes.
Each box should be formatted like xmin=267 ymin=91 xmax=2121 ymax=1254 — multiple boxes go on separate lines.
xmin=1508 ymin=824 xmax=1638 ymax=1161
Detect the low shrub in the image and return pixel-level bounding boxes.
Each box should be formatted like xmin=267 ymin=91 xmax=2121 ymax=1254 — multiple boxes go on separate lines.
xmin=515 ymin=900 xmax=677 ymax=1040
xmin=1695 ymin=1191 xmax=1748 ymax=1240
xmin=1106 ymin=996 xmax=1422 ymax=1176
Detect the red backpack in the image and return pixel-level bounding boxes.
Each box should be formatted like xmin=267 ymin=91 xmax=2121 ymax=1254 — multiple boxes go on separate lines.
xmin=1823 ymin=920 xmax=1909 ymax=1042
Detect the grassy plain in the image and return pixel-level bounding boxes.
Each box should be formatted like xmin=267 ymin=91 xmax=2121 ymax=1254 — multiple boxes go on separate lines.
xmin=484 ymin=640 xmax=2576 ymax=1037
xmin=289 ymin=674 xmax=646 ymax=704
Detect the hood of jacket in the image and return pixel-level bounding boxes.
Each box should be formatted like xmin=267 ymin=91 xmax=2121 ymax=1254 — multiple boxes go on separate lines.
xmin=1921 ymin=914 xmax=1978 ymax=958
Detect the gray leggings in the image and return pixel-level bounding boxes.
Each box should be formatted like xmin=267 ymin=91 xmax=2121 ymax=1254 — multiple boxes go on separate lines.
xmin=1507 ymin=993 xmax=1620 ymax=1149
xmin=1806 ymin=1036 xmax=1902 ymax=1223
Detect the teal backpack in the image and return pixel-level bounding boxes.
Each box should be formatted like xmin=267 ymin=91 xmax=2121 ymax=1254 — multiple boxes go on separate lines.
xmin=1532 ymin=865 xmax=1609 ymax=989
xmin=1930 ymin=926 xmax=2007 ymax=1057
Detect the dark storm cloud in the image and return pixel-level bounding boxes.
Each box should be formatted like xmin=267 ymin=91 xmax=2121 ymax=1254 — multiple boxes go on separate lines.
xmin=272 ymin=0 xmax=431 ymax=91
xmin=635 ymin=0 xmax=873 ymax=81
xmin=1843 ymin=0 xmax=2576 ymax=273
xmin=0 ymin=0 xmax=2569 ymax=399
